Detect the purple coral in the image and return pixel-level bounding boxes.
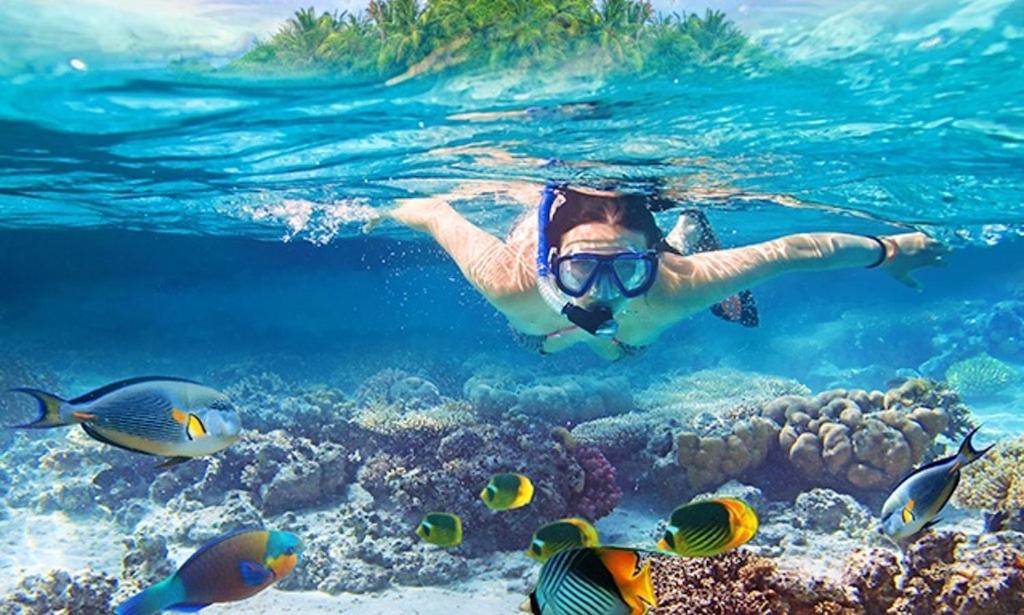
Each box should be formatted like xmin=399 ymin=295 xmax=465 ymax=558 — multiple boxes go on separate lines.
xmin=570 ymin=446 xmax=622 ymax=521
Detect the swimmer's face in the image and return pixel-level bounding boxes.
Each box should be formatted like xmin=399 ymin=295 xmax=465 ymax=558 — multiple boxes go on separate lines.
xmin=559 ymin=223 xmax=650 ymax=312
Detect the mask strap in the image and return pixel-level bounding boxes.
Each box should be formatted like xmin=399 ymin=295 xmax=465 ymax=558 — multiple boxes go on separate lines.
xmin=535 ymin=181 xmax=618 ymax=338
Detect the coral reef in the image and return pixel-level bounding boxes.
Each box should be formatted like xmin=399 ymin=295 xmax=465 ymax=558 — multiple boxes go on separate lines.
xmin=650 ymin=549 xmax=857 ymax=614
xmin=669 ymin=379 xmax=975 ymax=496
xmin=567 ymin=369 xmax=808 ymax=494
xmin=0 ymin=569 xmax=118 ymax=615
xmin=887 ymin=531 xmax=1024 ymax=614
xmin=149 ymin=429 xmax=354 ymax=522
xmin=222 ymin=371 xmax=351 ymax=441
xmin=464 ymin=372 xmax=634 ymax=423
xmin=571 ymin=445 xmax=623 ymax=521
xmin=944 ymin=354 xmax=1019 ymax=399
xmin=356 ymin=421 xmax=621 ymax=555
xmin=0 ymin=360 xmax=1001 ymax=606
xmin=704 ymin=483 xmax=880 ymax=561
xmin=675 ymin=417 xmax=778 ymax=491
xmin=977 ymin=301 xmax=1024 ymax=362
xmin=276 ymin=499 xmax=473 ymax=594
xmin=652 ymin=532 xmax=1024 ymax=615
xmin=953 ymin=435 xmax=1024 ymax=531
xmin=354 ymin=368 xmax=443 ymax=410
xmin=637 ymin=369 xmax=811 ymax=425
xmin=791 ymin=488 xmax=874 ymax=536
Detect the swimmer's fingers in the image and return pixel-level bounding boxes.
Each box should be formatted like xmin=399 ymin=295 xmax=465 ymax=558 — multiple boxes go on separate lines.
xmin=361 ymin=213 xmax=387 ymax=234
xmin=921 ymin=238 xmax=950 ymax=268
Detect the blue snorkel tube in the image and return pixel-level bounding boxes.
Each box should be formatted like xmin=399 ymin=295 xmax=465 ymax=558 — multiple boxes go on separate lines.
xmin=536 ymin=181 xmax=619 ymax=338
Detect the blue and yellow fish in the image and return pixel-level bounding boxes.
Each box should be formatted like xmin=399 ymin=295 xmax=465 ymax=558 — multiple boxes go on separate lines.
xmin=527 ymin=517 xmax=600 ymax=562
xmin=881 ymin=426 xmax=992 ymax=540
xmin=481 ymin=472 xmax=534 ymax=511
xmin=416 ymin=512 xmax=463 ymax=547
xmin=8 ymin=376 xmax=241 ymax=466
xmin=656 ymin=497 xmax=759 ymax=557
xmin=528 ymin=546 xmax=656 ymax=615
xmin=115 ymin=528 xmax=302 ymax=615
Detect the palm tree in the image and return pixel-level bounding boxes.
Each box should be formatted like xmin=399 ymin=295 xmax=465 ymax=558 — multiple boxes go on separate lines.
xmin=275 ymin=7 xmax=340 ymax=62
xmin=471 ymin=0 xmax=597 ymax=66
xmin=683 ymin=9 xmax=747 ymax=63
xmin=594 ymin=0 xmax=652 ymax=63
xmin=317 ymin=13 xmax=381 ymax=73
xmin=234 ymin=2 xmax=762 ymax=77
xmin=368 ymin=0 xmax=428 ymax=70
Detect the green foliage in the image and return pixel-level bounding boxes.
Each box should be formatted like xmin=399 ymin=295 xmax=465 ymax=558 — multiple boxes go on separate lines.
xmin=234 ymin=1 xmax=769 ymax=79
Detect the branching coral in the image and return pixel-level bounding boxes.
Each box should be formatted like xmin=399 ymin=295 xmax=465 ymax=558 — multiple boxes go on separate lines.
xmin=953 ymin=435 xmax=1024 ymax=528
xmin=570 ymin=446 xmax=622 ymax=520
xmin=353 ymin=400 xmax=475 ymax=439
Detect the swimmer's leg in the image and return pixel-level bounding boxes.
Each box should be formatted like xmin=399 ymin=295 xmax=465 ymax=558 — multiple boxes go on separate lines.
xmin=665 ymin=209 xmax=760 ymax=327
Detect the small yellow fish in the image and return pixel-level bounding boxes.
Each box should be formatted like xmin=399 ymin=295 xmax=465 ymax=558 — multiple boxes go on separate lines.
xmin=526 ymin=517 xmax=600 ymax=562
xmin=416 ymin=512 xmax=462 ymax=547
xmin=481 ymin=472 xmax=534 ymax=511
xmin=656 ymin=497 xmax=758 ymax=557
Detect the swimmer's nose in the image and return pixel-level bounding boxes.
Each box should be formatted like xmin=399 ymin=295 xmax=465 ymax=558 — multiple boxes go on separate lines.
xmin=590 ymin=274 xmax=618 ymax=301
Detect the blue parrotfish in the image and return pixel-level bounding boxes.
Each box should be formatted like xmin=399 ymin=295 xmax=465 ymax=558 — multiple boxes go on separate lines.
xmin=8 ymin=376 xmax=241 ymax=466
xmin=115 ymin=528 xmax=302 ymax=615
xmin=881 ymin=426 xmax=992 ymax=540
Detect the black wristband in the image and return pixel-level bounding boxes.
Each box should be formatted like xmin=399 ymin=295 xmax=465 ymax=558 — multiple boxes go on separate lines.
xmin=865 ymin=235 xmax=888 ymax=269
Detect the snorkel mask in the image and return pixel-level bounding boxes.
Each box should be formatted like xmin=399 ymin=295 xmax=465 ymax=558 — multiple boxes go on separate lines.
xmin=536 ymin=181 xmax=659 ymax=337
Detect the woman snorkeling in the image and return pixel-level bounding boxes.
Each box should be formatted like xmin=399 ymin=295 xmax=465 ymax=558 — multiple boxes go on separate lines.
xmin=374 ymin=181 xmax=946 ymax=360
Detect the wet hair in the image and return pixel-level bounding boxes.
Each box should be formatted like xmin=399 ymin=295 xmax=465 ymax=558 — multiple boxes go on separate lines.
xmin=546 ymin=186 xmax=665 ymax=251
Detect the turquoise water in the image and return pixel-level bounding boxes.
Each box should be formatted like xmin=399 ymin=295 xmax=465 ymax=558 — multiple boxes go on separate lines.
xmin=1 ymin=1 xmax=1024 ymax=614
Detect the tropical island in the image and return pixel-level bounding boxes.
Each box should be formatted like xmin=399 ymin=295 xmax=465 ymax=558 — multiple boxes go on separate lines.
xmin=235 ymin=0 xmax=772 ymax=82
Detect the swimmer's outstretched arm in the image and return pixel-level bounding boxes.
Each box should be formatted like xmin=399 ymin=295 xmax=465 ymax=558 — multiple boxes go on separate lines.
xmin=650 ymin=232 xmax=947 ymax=319
xmin=382 ymin=192 xmax=537 ymax=307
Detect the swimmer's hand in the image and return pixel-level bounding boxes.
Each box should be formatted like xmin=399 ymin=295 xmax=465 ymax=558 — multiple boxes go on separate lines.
xmin=362 ymin=181 xmax=539 ymax=234
xmin=881 ymin=232 xmax=948 ymax=288
xmin=363 ymin=196 xmax=447 ymax=234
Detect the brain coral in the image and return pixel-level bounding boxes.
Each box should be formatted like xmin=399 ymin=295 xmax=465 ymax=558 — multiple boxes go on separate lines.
xmin=945 ymin=354 xmax=1019 ymax=399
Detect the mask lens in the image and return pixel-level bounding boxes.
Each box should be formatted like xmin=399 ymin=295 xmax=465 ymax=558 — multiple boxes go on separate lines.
xmin=612 ymin=257 xmax=651 ymax=293
xmin=556 ymin=257 xmax=598 ymax=295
